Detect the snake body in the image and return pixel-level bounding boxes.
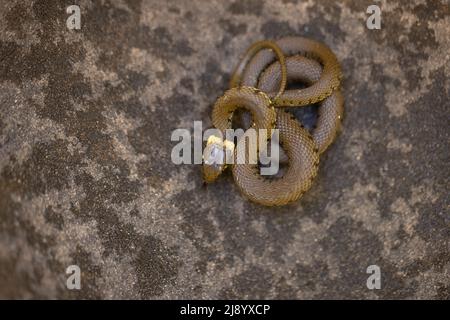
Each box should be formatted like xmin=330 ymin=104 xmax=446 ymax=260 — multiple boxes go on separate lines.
xmin=240 ymin=37 xmax=343 ymax=106
xmin=256 ymin=55 xmax=344 ymax=154
xmin=203 ymin=37 xmax=344 ymax=206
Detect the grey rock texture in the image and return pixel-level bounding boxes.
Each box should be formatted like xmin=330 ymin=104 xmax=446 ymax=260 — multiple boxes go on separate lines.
xmin=0 ymin=0 xmax=448 ymax=299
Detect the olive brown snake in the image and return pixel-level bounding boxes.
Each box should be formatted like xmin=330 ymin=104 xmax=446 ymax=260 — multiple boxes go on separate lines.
xmin=203 ymin=37 xmax=344 ymax=206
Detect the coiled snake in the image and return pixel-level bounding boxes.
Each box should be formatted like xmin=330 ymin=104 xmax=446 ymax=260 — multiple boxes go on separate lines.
xmin=203 ymin=37 xmax=344 ymax=206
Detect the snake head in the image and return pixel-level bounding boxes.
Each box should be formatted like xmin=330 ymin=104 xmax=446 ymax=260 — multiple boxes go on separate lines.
xmin=202 ymin=135 xmax=234 ymax=183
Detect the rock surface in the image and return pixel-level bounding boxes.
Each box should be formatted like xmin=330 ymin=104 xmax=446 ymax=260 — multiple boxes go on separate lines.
xmin=0 ymin=0 xmax=448 ymax=299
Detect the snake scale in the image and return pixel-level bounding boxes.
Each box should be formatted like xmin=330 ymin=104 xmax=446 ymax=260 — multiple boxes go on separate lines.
xmin=203 ymin=36 xmax=344 ymax=206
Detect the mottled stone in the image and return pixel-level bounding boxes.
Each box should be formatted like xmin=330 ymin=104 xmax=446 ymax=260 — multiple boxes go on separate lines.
xmin=0 ymin=0 xmax=448 ymax=299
